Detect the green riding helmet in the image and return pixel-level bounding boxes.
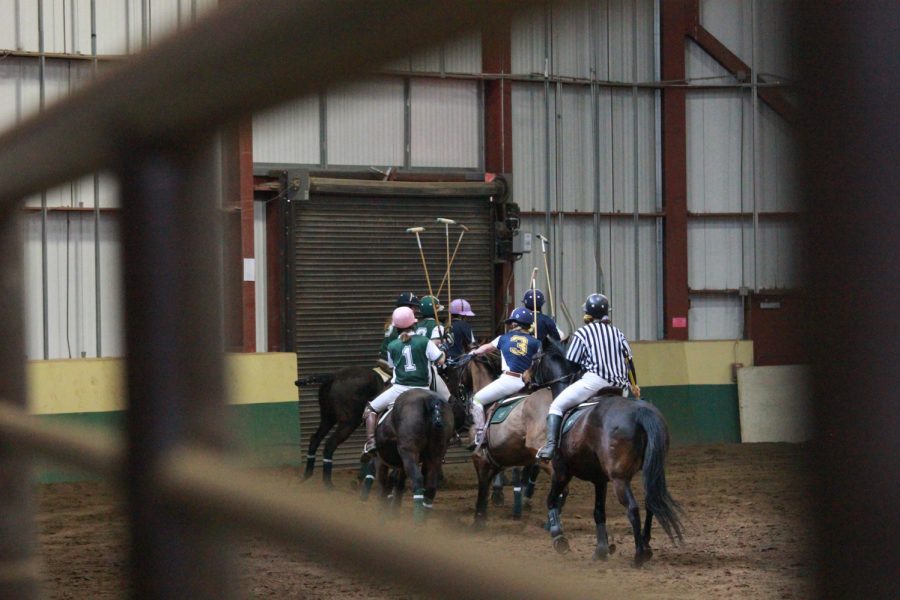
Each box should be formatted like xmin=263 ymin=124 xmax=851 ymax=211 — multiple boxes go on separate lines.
xmin=420 ymin=295 xmax=444 ymax=318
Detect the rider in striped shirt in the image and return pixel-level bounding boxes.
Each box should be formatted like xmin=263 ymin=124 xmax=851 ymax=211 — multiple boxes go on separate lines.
xmin=536 ymin=293 xmax=640 ymax=461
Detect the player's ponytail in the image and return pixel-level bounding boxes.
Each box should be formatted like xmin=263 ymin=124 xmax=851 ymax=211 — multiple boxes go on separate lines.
xmin=399 ymin=327 xmax=415 ymax=342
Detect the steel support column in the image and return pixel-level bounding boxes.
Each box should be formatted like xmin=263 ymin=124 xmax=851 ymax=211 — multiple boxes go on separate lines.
xmin=238 ymin=118 xmax=256 ymax=351
xmin=0 ymin=213 xmax=41 ymax=599
xmin=482 ymin=20 xmax=514 ymax=325
xmin=119 ymin=141 xmax=234 ymax=600
xmin=660 ymin=0 xmax=690 ymax=340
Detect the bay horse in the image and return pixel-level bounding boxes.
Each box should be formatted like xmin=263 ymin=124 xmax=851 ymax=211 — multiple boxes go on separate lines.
xmin=467 ymin=340 xmax=564 ymax=526
xmin=531 ymin=340 xmax=684 ymax=566
xmin=366 ymin=389 xmax=466 ymax=523
xmin=295 ymin=366 xmax=388 ymax=486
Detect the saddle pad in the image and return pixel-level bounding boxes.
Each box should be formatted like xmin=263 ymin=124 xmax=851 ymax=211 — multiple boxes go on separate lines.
xmin=372 ymin=367 xmax=391 ymax=383
xmin=489 ymin=395 xmax=527 ymax=425
xmin=562 ymin=401 xmax=599 ymax=435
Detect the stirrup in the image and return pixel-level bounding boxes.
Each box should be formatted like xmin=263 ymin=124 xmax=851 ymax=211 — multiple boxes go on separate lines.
xmin=536 ymin=443 xmax=555 ymax=462
xmin=467 ymin=429 xmax=484 ymax=452
xmin=362 ymin=439 xmax=376 ymax=457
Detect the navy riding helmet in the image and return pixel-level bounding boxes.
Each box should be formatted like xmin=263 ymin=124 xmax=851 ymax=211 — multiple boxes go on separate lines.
xmin=505 ymin=306 xmax=534 ymax=326
xmin=522 ymin=289 xmax=545 ymax=311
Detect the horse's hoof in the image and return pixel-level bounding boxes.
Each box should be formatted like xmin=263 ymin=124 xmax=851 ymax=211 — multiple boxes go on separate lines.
xmin=592 ymin=547 xmax=609 ymax=561
xmin=552 ymin=535 xmax=570 ymax=554
xmin=608 ymin=543 xmax=617 ymax=555
xmin=491 ymin=492 xmax=505 ymax=507
xmin=632 ymin=551 xmax=652 ymax=568
xmin=471 ymin=518 xmax=487 ymax=531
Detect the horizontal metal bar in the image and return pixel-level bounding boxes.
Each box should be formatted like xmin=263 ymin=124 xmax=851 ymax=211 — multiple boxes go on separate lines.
xmin=0 ymin=403 xmax=615 ymax=600
xmin=521 ymin=210 xmax=664 ymax=218
xmin=0 ymin=0 xmax=538 ymax=207
xmin=309 ymin=177 xmax=506 ymax=198
xmin=0 ymin=403 xmax=123 ymax=477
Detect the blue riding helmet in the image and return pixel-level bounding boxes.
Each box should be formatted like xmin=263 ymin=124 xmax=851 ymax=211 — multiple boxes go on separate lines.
xmin=522 ymin=289 xmax=545 ymax=311
xmin=505 ymin=307 xmax=534 ymax=326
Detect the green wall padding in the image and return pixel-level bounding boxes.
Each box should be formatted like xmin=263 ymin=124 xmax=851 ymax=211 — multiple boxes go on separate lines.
xmin=643 ymin=385 xmax=742 ymax=445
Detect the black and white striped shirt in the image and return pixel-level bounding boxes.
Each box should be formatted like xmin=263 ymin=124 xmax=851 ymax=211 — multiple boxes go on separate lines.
xmin=565 ymin=321 xmax=633 ymax=387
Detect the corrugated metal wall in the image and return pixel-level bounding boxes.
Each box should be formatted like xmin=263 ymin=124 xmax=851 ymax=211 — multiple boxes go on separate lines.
xmin=510 ymin=0 xmax=660 ymax=341
xmin=251 ymin=34 xmax=483 ymax=170
xmin=687 ymin=0 xmax=798 ymax=339
xmin=1 ymin=0 xmax=799 ymax=356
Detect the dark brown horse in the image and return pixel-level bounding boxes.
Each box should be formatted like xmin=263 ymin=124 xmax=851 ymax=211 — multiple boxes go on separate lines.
xmin=366 ymin=389 xmax=465 ymax=523
xmin=531 ymin=340 xmax=684 ymax=566
xmin=296 ymin=366 xmax=388 ymax=487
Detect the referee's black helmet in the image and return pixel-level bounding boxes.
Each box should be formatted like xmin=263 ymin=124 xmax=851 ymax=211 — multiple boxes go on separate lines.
xmin=584 ymin=293 xmax=610 ymax=319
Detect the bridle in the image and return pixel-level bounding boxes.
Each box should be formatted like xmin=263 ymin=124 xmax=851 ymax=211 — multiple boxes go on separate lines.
xmin=527 ymin=348 xmax=582 ymax=390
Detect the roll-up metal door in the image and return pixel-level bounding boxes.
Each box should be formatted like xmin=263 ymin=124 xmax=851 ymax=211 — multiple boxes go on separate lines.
xmin=292 ymin=178 xmax=500 ymax=467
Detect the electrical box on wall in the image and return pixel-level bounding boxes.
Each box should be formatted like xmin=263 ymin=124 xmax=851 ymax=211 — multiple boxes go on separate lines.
xmin=512 ymin=231 xmax=532 ymax=255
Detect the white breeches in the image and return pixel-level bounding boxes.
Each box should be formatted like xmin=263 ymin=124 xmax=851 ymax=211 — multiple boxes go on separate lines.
xmin=472 ymin=374 xmax=526 ymax=407
xmin=548 ymin=372 xmax=615 ymax=417
xmin=431 ymin=367 xmax=451 ymax=402
xmin=369 ymin=384 xmax=426 ymax=413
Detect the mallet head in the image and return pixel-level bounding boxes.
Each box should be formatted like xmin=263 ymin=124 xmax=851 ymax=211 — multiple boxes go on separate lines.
xmin=406 ymin=227 xmax=425 ymax=234
xmin=436 ymin=218 xmax=457 ymax=225
xmin=537 ymin=234 xmax=549 ymax=243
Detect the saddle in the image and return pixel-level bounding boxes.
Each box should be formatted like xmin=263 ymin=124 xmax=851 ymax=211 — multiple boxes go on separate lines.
xmin=487 ymin=395 xmax=528 ymax=425
xmin=374 ymin=360 xmax=392 ymax=383
xmin=560 ymin=387 xmax=625 ymax=435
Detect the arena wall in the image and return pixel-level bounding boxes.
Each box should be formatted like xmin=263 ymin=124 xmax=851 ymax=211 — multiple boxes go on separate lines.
xmin=28 ymin=341 xmax=758 ymax=481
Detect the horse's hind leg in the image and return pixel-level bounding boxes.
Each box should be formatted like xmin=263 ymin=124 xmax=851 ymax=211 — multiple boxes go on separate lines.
xmin=304 ymin=415 xmax=335 ymax=480
xmin=546 ymin=466 xmax=572 ymax=554
xmin=591 ymin=479 xmax=614 ymax=561
xmin=321 ymin=420 xmax=358 ymax=488
xmin=422 ymin=458 xmax=441 ymax=511
xmin=642 ymin=510 xmax=654 ymax=548
xmin=399 ymin=451 xmax=426 ymax=524
xmin=613 ymin=478 xmax=652 ymax=567
xmin=359 ymin=460 xmax=376 ymax=501
xmin=511 ymin=468 xmax=524 ymax=520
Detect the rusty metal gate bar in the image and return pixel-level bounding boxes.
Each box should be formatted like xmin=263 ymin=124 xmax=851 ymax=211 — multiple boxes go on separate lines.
xmin=0 ymin=2 xmax=574 ymax=600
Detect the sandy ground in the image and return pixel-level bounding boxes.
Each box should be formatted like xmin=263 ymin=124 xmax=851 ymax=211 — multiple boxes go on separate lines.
xmin=37 ymin=443 xmax=814 ymax=599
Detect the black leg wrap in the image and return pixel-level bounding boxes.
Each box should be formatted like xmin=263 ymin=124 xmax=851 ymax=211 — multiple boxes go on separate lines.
xmin=304 ymin=455 xmax=315 ymax=478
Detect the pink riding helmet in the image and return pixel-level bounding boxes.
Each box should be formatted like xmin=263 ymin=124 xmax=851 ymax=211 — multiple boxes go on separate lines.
xmin=392 ymin=306 xmax=417 ymax=329
xmin=449 ymin=298 xmax=475 ymax=317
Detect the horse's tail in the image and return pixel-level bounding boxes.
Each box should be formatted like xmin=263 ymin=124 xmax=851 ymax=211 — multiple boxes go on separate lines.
xmin=295 ymin=374 xmax=335 ymax=387
xmin=426 ymin=394 xmax=445 ymax=430
xmin=635 ymin=406 xmax=685 ymax=544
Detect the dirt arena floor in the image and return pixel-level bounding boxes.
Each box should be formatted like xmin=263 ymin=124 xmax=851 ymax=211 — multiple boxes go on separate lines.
xmin=37 ymin=442 xmax=814 ymax=599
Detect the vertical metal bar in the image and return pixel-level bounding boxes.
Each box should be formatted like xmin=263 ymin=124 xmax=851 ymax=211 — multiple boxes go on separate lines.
xmin=0 ymin=213 xmax=41 ymax=599
xmin=14 ymin=0 xmax=21 ymax=49
xmin=141 ymin=0 xmax=149 ymax=50
xmin=750 ymin=0 xmax=760 ymax=292
xmin=119 ymin=140 xmax=234 ymax=600
xmin=318 ymin=90 xmax=328 ymax=167
xmin=589 ymin=0 xmax=602 ymax=293
xmin=39 ymin=0 xmax=49 ymax=359
xmin=91 ymin=0 xmax=102 ymax=357
xmin=798 ymin=4 xmax=900 ymax=597
xmin=542 ymin=5 xmax=552 ymax=281
xmin=606 ymin=0 xmax=616 ymax=301
xmin=654 ymin=0 xmax=664 ymax=340
xmin=403 ymin=77 xmax=412 ymax=168
xmin=632 ymin=0 xmax=641 ymax=338
xmin=476 ymin=78 xmax=485 ymax=171
xmin=125 ymin=0 xmax=131 ymax=53
xmin=554 ymin=78 xmax=563 ymax=313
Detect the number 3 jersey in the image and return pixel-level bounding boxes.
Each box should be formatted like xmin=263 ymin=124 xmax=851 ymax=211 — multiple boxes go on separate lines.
xmin=386 ymin=334 xmax=444 ymax=387
xmin=492 ymin=331 xmax=541 ymax=374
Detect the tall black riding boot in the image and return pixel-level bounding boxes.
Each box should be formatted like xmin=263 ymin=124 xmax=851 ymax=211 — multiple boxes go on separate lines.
xmin=536 ymin=414 xmax=563 ymax=461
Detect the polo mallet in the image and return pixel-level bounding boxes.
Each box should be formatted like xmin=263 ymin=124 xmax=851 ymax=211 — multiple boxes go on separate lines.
xmin=531 ymin=267 xmax=539 ymax=340
xmin=436 ymin=218 xmax=456 ymax=329
xmin=406 ymin=226 xmax=434 ymax=298
xmin=436 ymin=222 xmax=469 ymax=299
xmin=537 ymin=234 xmax=556 ymax=321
